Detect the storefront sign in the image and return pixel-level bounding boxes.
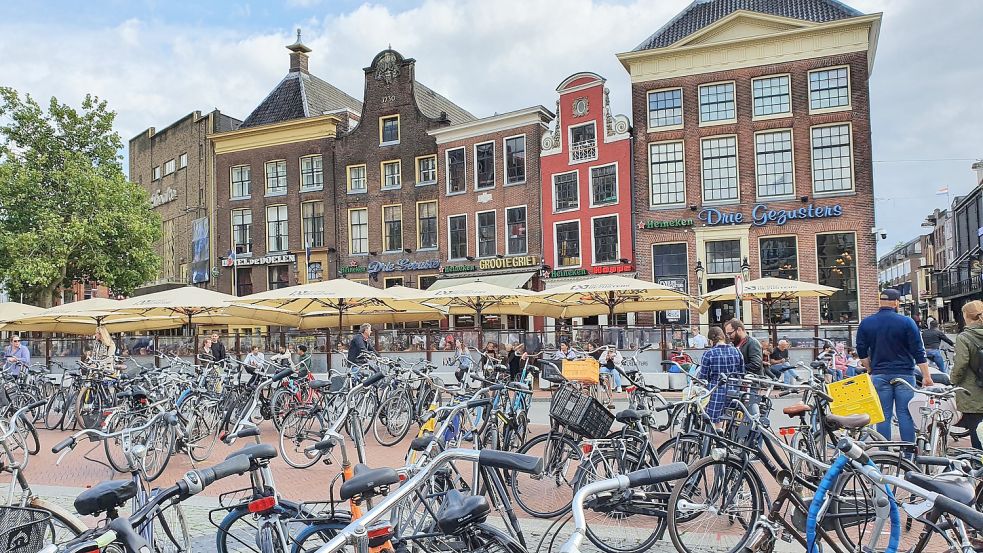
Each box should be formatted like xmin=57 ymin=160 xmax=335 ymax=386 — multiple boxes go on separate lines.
xmin=235 ymin=253 xmax=296 ymax=267
xmin=477 ymin=256 xmax=540 ymax=270
xmin=699 ymin=203 xmax=843 ymax=227
xmin=150 ymin=187 xmax=177 ymax=207
xmin=549 ymin=268 xmax=589 ymax=278
xmin=638 ymin=218 xmax=694 ymax=230
xmin=442 ymin=264 xmax=477 ymax=274
xmin=368 ymin=258 xmax=441 ymax=275
xmin=656 ymin=277 xmax=687 ymax=322
xmin=593 ymin=263 xmax=634 ymax=275
xmin=340 ymin=265 xmax=367 ymax=275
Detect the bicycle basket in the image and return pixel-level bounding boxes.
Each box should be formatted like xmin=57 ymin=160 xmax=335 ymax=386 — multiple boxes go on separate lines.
xmin=549 ymin=386 xmax=614 ymax=439
xmin=0 ymin=506 xmax=50 ymax=553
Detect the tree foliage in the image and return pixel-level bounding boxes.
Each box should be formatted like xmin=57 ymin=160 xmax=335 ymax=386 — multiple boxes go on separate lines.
xmin=0 ymin=88 xmax=161 ymax=307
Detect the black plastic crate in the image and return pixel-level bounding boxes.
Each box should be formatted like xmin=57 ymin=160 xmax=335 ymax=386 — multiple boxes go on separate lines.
xmin=550 ymin=387 xmax=614 ymax=439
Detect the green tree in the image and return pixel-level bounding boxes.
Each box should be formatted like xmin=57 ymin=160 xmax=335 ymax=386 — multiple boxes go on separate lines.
xmin=0 ymin=88 xmax=161 ymax=307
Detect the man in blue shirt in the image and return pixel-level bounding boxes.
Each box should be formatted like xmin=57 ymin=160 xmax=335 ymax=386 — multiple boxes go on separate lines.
xmin=3 ymin=336 xmax=30 ymax=376
xmin=856 ymin=289 xmax=932 ymax=442
xmin=347 ymin=323 xmax=374 ymax=366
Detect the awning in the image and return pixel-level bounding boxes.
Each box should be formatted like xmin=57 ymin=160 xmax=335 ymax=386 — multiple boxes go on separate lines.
xmin=542 ymin=272 xmax=637 ymax=289
xmin=429 ymin=271 xmax=536 ymax=291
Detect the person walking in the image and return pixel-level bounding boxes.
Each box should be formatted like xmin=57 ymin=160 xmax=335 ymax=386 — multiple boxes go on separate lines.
xmin=856 ymin=289 xmax=933 ymax=442
xmin=724 ymin=318 xmax=763 ymax=376
xmin=950 ymin=301 xmax=983 ymax=448
xmin=296 ymin=344 xmax=312 ymax=373
xmin=347 ymin=323 xmax=375 ymax=366
xmin=921 ymin=320 xmax=954 ymax=373
xmin=210 ymin=332 xmax=227 ymax=365
xmin=697 ymin=327 xmax=745 ymax=423
xmin=3 ymin=336 xmax=29 ymax=376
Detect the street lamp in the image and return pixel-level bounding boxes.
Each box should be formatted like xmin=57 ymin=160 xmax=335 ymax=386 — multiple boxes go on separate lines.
xmin=694 ymin=260 xmax=705 ymax=295
xmin=741 ymin=257 xmax=751 ymax=281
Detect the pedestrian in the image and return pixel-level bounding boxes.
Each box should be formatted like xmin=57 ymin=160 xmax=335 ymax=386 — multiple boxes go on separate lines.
xmin=480 ymin=341 xmax=500 ymax=371
xmin=921 ymin=320 xmax=954 ymax=373
xmin=724 ymin=318 xmax=763 ymax=376
xmin=856 ymin=289 xmax=933 ymax=442
xmin=210 ymin=332 xmax=227 ymax=365
xmin=3 ymin=335 xmax=29 ymax=376
xmin=845 ymin=347 xmax=862 ymax=377
xmin=697 ymin=326 xmax=745 ymax=423
xmin=506 ymin=342 xmax=528 ymax=381
xmin=950 ymin=301 xmax=983 ymax=448
xmin=770 ymin=340 xmax=795 ymax=384
xmin=347 ymin=323 xmax=375 ymax=366
xmin=688 ymin=327 xmax=709 ymax=349
xmin=296 ymin=344 xmax=312 ymax=373
xmin=200 ymin=338 xmax=214 ymax=361
xmin=243 ymin=345 xmax=265 ymax=384
xmin=452 ymin=340 xmax=475 ymax=383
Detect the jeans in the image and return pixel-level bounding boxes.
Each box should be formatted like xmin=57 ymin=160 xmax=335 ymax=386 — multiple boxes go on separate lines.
xmin=925 ymin=349 xmax=947 ymax=373
xmin=872 ymin=373 xmax=916 ymax=442
xmin=600 ymin=367 xmax=622 ymax=390
xmin=959 ymin=412 xmax=983 ymax=450
xmin=772 ymin=363 xmax=795 ymax=385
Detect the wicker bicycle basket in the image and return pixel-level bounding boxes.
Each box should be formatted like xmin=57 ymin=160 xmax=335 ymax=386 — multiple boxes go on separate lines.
xmin=0 ymin=506 xmax=51 ymax=553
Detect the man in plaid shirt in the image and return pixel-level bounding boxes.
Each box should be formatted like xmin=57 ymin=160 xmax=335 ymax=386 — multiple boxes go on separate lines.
xmin=698 ymin=326 xmax=745 ymax=422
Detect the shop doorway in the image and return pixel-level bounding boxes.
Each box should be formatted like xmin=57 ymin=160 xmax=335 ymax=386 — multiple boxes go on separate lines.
xmin=706 ymin=277 xmax=736 ymax=325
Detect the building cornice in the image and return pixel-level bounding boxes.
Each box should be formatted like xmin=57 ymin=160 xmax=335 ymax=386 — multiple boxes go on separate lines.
xmin=428 ymin=106 xmax=554 ymax=144
xmin=208 ymin=114 xmax=340 ymax=154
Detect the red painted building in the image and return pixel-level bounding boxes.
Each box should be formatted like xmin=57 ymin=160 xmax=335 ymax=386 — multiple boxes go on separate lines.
xmin=539 ymin=73 xmax=633 ymax=323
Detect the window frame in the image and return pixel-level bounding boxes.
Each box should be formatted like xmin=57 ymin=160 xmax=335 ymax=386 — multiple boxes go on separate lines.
xmin=382 ymin=204 xmax=403 ymax=253
xmin=416 ymin=200 xmax=438 ymax=251
xmin=474 ymin=141 xmax=496 ymax=190
xmin=153 ymin=166 xmax=161 ymax=181
xmin=301 ymin=200 xmax=324 ymax=249
xmin=808 ymin=65 xmax=852 ymax=115
xmin=590 ymin=214 xmax=620 ymax=266
xmin=383 ymin=276 xmax=404 ymax=288
xmin=231 ymin=208 xmax=252 ymax=254
xmin=700 ymin=134 xmax=740 ymax=204
xmin=554 ymin=219 xmax=582 ymax=269
xmin=230 ymin=164 xmax=251 ymax=200
xmin=646 ymin=87 xmax=684 ymax=131
xmin=750 ymin=74 xmax=792 ymax=120
xmin=445 ymin=147 xmax=467 ymax=195
xmin=475 ymin=209 xmax=497 ymax=259
xmin=503 ymin=134 xmax=527 ymax=185
xmin=267 ymin=264 xmax=290 ymax=291
xmin=264 ymin=159 xmax=288 ymax=197
xmin=809 ymin=122 xmax=855 ymax=196
xmin=447 ymin=214 xmax=469 ymax=261
xmin=381 ymin=159 xmax=402 ymax=190
xmin=418 ymin=274 xmax=439 ymax=290
xmin=348 ymin=207 xmax=369 ymax=256
xmin=589 ymin=162 xmax=619 ymax=207
xmin=299 ymin=154 xmax=324 ymax=192
xmin=379 ymin=114 xmax=401 ymax=145
xmin=648 ymin=140 xmax=686 ymax=208
xmin=651 ymin=242 xmax=689 ymax=282
xmin=265 ymin=204 xmax=289 ymax=254
xmin=415 ymin=155 xmax=437 ymax=186
xmin=568 ymin=121 xmax=598 ymax=164
xmin=347 ymin=164 xmax=367 ymax=194
xmin=758 ymin=234 xmax=801 ymax=325
xmin=698 ymin=80 xmax=737 ymax=126
xmin=815 ymin=231 xmax=860 ymax=323
xmin=704 ymin=239 xmax=743 ymax=275
xmin=178 ymin=153 xmax=188 ymax=169
xmin=552 ymin=170 xmax=580 ymax=213
xmin=505 ymin=205 xmax=528 ymax=256
xmin=753 ymin=128 xmax=796 ymax=200
xmin=163 ymin=159 xmax=176 ymax=176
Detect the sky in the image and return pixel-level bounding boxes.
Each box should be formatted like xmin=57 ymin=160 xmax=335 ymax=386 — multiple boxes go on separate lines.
xmin=1 ymin=0 xmax=981 ymax=255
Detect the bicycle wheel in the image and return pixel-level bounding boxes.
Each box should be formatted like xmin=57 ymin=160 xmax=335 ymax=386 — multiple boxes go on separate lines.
xmin=18 ymin=417 xmax=39 ymax=456
xmin=509 ymin=432 xmax=583 ymax=518
xmin=373 ymin=392 xmax=413 ymax=447
xmin=215 ymin=501 xmax=316 ymax=553
xmin=142 ymin=419 xmax=176 ymax=482
xmin=187 ymin=399 xmax=222 ymax=463
xmin=502 ymin=412 xmax=528 ymax=452
xmin=148 ymin=502 xmax=190 ymax=553
xmin=292 ymin=521 xmax=344 ymax=553
xmin=75 ymin=386 xmax=105 ymax=429
xmin=655 ymin=434 xmax=703 ymax=466
xmin=667 ymin=455 xmax=766 ymax=553
xmin=278 ymin=407 xmax=328 ymax=469
xmin=43 ymin=391 xmax=68 ymax=430
xmin=270 ymin=387 xmax=296 ymax=430
xmin=30 ymin=498 xmax=87 ymax=543
xmin=352 ymin=391 xmax=378 ymax=437
xmin=104 ymin=412 xmax=141 ymax=474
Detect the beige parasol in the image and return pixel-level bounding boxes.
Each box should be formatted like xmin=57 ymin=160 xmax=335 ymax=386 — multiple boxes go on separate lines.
xmin=521 ymin=274 xmax=695 ymax=321
xmin=0 ymin=302 xmax=43 ymax=323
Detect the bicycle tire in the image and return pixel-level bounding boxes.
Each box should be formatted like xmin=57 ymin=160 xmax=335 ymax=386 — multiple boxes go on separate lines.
xmin=373 ymin=392 xmax=413 ymax=447
xmin=655 ymin=434 xmax=703 ymax=466
xmin=270 ymin=387 xmax=296 ymax=430
xmin=509 ymin=432 xmax=583 ymax=518
xmin=75 ymin=386 xmax=105 ymax=429
xmin=278 ymin=406 xmax=327 ymax=469
xmin=20 ymin=417 xmax=39 ymax=456
xmin=352 ymin=391 xmax=378 ymax=438
xmin=142 ymin=418 xmax=176 ymax=482
xmin=104 ymin=411 xmax=142 ymax=474
xmin=215 ymin=500 xmax=314 ymax=553
xmin=30 ymin=497 xmax=87 ymax=543
xmin=188 ymin=400 xmax=222 ymax=463
xmin=43 ymin=391 xmax=68 ymax=430
xmin=291 ymin=520 xmax=346 ymax=553
xmin=148 ymin=502 xmax=190 ymax=553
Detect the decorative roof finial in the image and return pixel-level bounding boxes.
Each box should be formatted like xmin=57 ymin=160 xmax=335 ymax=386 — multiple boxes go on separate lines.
xmin=388 ymin=43 xmax=392 ymax=50
xmin=287 ymin=28 xmax=312 ymax=53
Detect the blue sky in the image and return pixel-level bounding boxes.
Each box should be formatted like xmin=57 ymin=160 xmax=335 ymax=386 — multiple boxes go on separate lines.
xmin=2 ymin=0 xmax=981 ymax=254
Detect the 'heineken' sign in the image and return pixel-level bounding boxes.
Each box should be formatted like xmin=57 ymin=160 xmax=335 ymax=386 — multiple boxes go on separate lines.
xmin=442 ymin=265 xmax=477 ymax=274
xmin=340 ymin=265 xmax=367 ymax=274
xmin=638 ymin=218 xmax=694 ymax=229
xmin=367 ymin=258 xmax=441 ymax=275
xmin=549 ymin=269 xmax=589 ymax=278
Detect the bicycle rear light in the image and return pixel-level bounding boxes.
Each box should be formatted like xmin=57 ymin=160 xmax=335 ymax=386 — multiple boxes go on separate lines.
xmin=248 ymin=495 xmax=277 ymax=513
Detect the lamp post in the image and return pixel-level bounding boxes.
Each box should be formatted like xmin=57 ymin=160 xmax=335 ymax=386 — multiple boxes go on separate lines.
xmin=736 ymin=257 xmax=751 ymax=321
xmin=695 ymin=261 xmax=705 ymax=295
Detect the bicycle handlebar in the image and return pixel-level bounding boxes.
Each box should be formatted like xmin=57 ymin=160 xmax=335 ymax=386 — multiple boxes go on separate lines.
xmin=890 ymin=378 xmax=966 ymax=398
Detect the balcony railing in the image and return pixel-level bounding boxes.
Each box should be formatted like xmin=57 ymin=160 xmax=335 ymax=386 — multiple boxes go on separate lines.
xmin=570 ymin=139 xmax=597 ymax=163
xmin=938 ymin=277 xmax=981 ymax=298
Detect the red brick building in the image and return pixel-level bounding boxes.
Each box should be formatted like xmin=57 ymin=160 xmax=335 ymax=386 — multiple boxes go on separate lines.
xmin=539 ymin=73 xmax=634 ymax=326
xmin=618 ymin=0 xmax=882 ymax=328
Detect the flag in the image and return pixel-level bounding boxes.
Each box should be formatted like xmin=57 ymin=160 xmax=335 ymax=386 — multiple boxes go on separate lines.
xmin=936 ymin=187 xmax=949 ymax=195
xmin=223 ymin=249 xmax=236 ymax=267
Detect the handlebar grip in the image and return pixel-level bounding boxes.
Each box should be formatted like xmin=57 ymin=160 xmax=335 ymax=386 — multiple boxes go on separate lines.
xmin=490 ymin=384 xmax=505 ymax=392
xmin=222 ymin=426 xmax=260 ymax=444
xmin=272 ymin=368 xmax=294 ymax=382
xmin=466 ymin=397 xmax=492 ymax=409
xmin=626 ymin=463 xmax=689 ymax=487
xmin=913 ymin=456 xmax=953 ymax=468
xmin=199 ymin=455 xmax=252 ymax=487
xmin=478 ymin=449 xmax=543 ymax=474
xmin=836 ymin=437 xmax=870 ymax=465
xmin=934 ymin=494 xmax=983 ymax=532
xmin=25 ymin=400 xmax=46 ymax=411
xmin=363 ymin=371 xmax=385 ymax=387
xmin=52 ymin=437 xmax=75 ymax=454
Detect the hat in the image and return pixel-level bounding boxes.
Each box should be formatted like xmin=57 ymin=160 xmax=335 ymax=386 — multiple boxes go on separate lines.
xmin=879 ymin=289 xmax=901 ymax=301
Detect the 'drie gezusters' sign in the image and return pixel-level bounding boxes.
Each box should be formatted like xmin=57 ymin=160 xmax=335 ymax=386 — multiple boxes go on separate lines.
xmin=699 ymin=203 xmax=843 ymax=227
xmin=367 ymin=258 xmax=441 ymax=275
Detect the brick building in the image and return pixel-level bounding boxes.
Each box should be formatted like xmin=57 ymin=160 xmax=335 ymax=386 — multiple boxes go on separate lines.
xmin=538 ymin=72 xmax=634 ymax=326
xmin=129 ymin=109 xmax=240 ymax=293
xmin=211 ymin=33 xmax=361 ymax=296
xmin=334 ymin=49 xmax=474 ymax=290
xmin=618 ymin=0 xmax=882 ymax=327
xmin=429 ymin=106 xmax=553 ymax=330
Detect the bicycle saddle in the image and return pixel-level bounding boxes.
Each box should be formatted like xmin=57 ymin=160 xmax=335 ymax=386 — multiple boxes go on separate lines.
xmin=783 ymin=403 xmax=813 ymax=416
xmin=410 ymin=434 xmax=441 ymax=452
xmin=436 ymin=489 xmax=490 ymax=534
xmin=615 ymin=409 xmax=650 ymax=424
xmin=309 ymin=379 xmax=332 ymax=389
xmin=825 ymin=413 xmax=870 ymax=429
xmin=339 ymin=466 xmax=399 ymax=501
xmin=74 ymin=480 xmax=137 ymax=516
xmin=224 ymin=443 xmax=278 ymax=463
xmin=905 ymin=471 xmax=976 ymax=505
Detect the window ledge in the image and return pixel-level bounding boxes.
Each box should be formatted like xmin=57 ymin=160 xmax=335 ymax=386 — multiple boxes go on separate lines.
xmin=809 ymin=105 xmax=851 ymax=116
xmin=752 ymin=113 xmax=792 ymax=122
xmin=648 ymin=204 xmax=687 ymax=211
xmin=755 ymin=194 xmax=796 ymax=202
xmin=350 ymin=253 xmax=369 ymax=257
xmin=590 ymin=200 xmax=619 ymax=208
xmin=231 ymin=195 xmax=252 ymax=201
xmin=475 ymin=185 xmax=496 ymax=192
xmin=700 ymin=199 xmax=741 ymax=207
xmin=812 ymin=190 xmax=856 ymax=198
xmin=381 ymin=186 xmax=402 ymax=191
xmin=506 ymin=251 xmax=528 ymax=256
xmin=698 ymin=119 xmax=737 ymax=128
xmin=300 ymin=186 xmax=323 ymax=193
xmin=382 ymin=250 xmax=404 ymax=254
xmin=347 ymin=189 xmax=367 ymax=195
xmin=380 ymin=140 xmax=400 ymax=147
xmin=417 ymin=247 xmax=438 ymax=252
xmin=567 ymin=157 xmax=598 ymax=166
xmin=416 ymin=181 xmax=436 ymax=187
xmin=504 ymin=180 xmax=527 ymax=187
xmin=554 ymin=207 xmax=580 ymax=214
xmin=265 ymin=191 xmax=287 ymax=198
xmin=446 ymin=190 xmax=467 ymax=197
xmin=647 ymin=123 xmax=684 ymax=133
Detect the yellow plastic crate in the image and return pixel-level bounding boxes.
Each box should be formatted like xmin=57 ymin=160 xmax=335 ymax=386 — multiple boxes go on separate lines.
xmin=828 ymin=373 xmax=885 ymax=425
xmin=562 ymin=358 xmax=600 ymax=385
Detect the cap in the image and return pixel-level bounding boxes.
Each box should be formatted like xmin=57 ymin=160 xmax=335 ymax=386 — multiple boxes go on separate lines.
xmin=879 ymin=289 xmax=901 ymax=301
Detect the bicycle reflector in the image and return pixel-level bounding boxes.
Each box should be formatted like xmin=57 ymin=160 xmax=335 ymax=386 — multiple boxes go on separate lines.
xmin=779 ymin=427 xmax=796 ymax=437
xmin=367 ymin=525 xmax=394 ymax=547
xmin=248 ymin=496 xmax=277 ymax=513
xmin=581 ymin=443 xmax=593 ymax=454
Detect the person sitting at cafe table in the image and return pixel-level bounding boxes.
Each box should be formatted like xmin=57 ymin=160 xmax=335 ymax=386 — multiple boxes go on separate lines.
xmin=552 ymin=341 xmax=577 ymax=361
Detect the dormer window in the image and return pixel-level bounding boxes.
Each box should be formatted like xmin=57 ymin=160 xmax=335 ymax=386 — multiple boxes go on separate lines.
xmin=569 ymin=122 xmax=597 ymax=163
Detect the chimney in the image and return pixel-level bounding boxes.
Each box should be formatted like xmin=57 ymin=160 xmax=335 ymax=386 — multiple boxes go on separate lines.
xmin=287 ymin=28 xmax=312 ymax=73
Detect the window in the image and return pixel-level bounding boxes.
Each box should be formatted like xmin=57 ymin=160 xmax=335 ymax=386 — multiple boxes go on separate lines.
xmin=236 ymin=268 xmax=252 ymax=296
xmin=653 ymin=243 xmax=689 ymax=325
xmin=232 ymin=209 xmax=252 ymax=254
xmin=164 ymin=159 xmax=176 ymax=175
xmin=347 ymin=164 xmax=366 ymax=193
xmin=649 ymin=142 xmax=685 ymax=206
xmin=553 ymin=172 xmax=579 ymax=211
xmin=760 ymin=236 xmax=800 ymax=324
xmin=811 ymin=125 xmax=853 ymax=193
xmin=383 ymin=205 xmax=402 ymax=252
xmin=417 ymin=156 xmax=437 ymax=184
xmin=446 ymin=148 xmax=466 ymax=194
xmin=477 ymin=211 xmax=497 ymax=258
xmin=384 ymin=276 xmax=404 ymax=288
xmin=417 ymin=201 xmax=438 ymax=250
xmin=153 ymin=166 xmax=161 ymax=180
xmin=593 ymin=216 xmax=619 ymax=264
xmin=307 ymin=261 xmax=323 ymax=282
xmin=265 ymin=160 xmax=287 ymax=195
xmin=570 ymin=122 xmax=597 ymax=162
xmin=701 ymin=136 xmax=738 ymax=202
xmin=755 ymin=130 xmax=793 ymax=198
xmin=475 ymin=142 xmax=495 ymax=189
xmin=380 ymin=115 xmax=400 ymax=144
xmin=505 ymin=135 xmax=526 ymax=184
xmin=556 ymin=221 xmax=581 ymax=267
xmin=699 ymin=82 xmax=735 ymax=123
xmin=178 ymin=153 xmax=188 ymax=169
xmin=752 ymin=76 xmax=791 ymax=117
xmin=302 ymin=201 xmax=324 ymax=248
xmin=591 ymin=164 xmax=617 ymax=205
xmin=231 ymin=165 xmax=250 ymax=198
xmin=809 ymin=67 xmax=850 ymax=111
xmin=705 ymin=240 xmax=741 ymax=274
xmin=419 ymin=275 xmax=438 ymax=290
xmin=266 ymin=205 xmax=288 ymax=253
xmin=506 ymin=207 xmax=527 ymax=255
xmin=300 ymin=155 xmax=323 ymax=190
xmin=382 ymin=160 xmax=401 ymax=189
xmin=648 ymin=89 xmax=683 ymax=128
xmin=448 ymin=215 xmax=468 ymax=259
xmin=817 ymin=233 xmax=859 ymax=323
xmin=268 ymin=265 xmax=290 ymax=291
xmin=349 ymin=208 xmax=368 ymax=255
